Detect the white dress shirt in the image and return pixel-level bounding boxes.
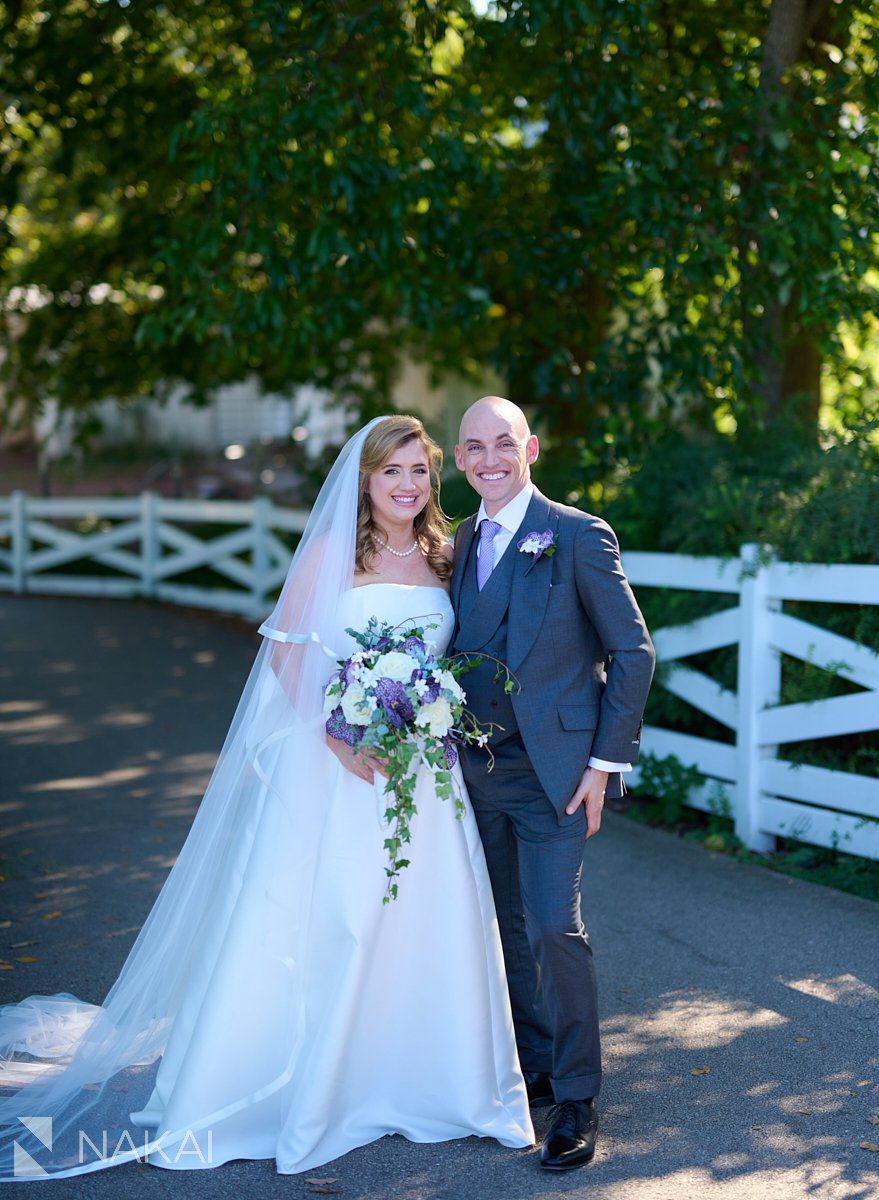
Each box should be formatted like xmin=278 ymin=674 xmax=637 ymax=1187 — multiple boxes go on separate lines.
xmin=475 ymin=482 xmax=631 ymax=777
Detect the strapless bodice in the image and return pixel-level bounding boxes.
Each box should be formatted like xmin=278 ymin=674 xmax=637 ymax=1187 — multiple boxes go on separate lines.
xmin=330 ymin=584 xmax=454 ymax=659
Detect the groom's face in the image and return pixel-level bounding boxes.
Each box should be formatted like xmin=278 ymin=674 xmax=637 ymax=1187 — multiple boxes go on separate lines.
xmin=454 ymin=410 xmax=538 ymax=514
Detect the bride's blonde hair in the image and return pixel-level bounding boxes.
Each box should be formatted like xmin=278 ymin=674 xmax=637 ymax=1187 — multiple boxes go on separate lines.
xmin=355 ymin=415 xmax=451 ymax=582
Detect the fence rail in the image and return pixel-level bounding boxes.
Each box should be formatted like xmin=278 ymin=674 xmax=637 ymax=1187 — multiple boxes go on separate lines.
xmin=625 ymin=545 xmax=879 ymax=863
xmin=2 ymin=493 xmax=878 ymax=861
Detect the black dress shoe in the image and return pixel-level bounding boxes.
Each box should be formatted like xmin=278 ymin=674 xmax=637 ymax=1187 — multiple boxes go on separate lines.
xmin=523 ymin=1070 xmax=554 ymax=1108
xmin=539 ymin=1098 xmax=598 ymax=1170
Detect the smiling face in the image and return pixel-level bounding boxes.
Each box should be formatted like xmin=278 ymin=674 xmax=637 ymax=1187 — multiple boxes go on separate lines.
xmin=367 ymin=436 xmax=431 ymax=534
xmin=454 ymin=397 xmax=539 ymax=516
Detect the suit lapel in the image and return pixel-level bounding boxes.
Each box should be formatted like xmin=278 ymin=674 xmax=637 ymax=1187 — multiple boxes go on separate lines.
xmin=507 ymin=487 xmax=559 ymax=672
xmin=451 ymin=514 xmax=476 ymax=618
xmin=452 ymin=486 xmax=558 ymax=659
xmin=453 ymin=525 xmax=518 ymax=650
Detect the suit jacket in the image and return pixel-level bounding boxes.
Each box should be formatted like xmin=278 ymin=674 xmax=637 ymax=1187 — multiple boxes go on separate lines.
xmin=450 ymin=485 xmax=655 ymax=817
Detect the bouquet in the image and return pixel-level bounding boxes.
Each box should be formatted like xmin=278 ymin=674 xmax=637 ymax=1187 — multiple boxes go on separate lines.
xmin=323 ymin=617 xmax=502 ymax=902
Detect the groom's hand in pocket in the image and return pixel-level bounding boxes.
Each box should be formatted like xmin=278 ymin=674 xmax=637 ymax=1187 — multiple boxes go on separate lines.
xmin=565 ymin=766 xmax=608 ymax=838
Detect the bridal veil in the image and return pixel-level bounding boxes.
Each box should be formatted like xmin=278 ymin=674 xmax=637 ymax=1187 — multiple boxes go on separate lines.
xmin=0 ymin=418 xmax=384 ymax=1179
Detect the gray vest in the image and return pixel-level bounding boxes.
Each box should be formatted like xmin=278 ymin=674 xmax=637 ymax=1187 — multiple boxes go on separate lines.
xmin=454 ymin=529 xmax=529 ymax=771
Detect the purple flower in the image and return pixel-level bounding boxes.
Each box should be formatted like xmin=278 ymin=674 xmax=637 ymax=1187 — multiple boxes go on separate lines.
xmin=443 ymin=736 xmax=458 ymax=768
xmin=516 ymin=529 xmax=557 ymax=561
xmin=375 ymin=677 xmax=415 ymax=728
xmin=410 ymin=671 xmax=440 ymax=702
xmin=400 ymin=635 xmax=426 ymax=656
xmin=326 ymin=706 xmax=359 ymax=747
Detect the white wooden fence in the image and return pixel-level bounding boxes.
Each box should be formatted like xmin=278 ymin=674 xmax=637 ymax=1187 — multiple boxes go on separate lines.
xmin=1 ymin=493 xmax=877 ymax=860
xmin=625 ymin=545 xmax=879 ymax=861
xmin=0 ymin=492 xmax=308 ymax=617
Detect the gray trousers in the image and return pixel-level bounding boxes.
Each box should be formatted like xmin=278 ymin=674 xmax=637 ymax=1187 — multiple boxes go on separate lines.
xmin=462 ymin=744 xmax=602 ymax=1103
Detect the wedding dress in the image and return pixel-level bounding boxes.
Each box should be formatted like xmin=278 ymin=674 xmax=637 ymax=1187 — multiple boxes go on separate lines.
xmin=0 ymin=418 xmax=534 ymax=1181
xmin=128 ymin=582 xmax=533 ymax=1173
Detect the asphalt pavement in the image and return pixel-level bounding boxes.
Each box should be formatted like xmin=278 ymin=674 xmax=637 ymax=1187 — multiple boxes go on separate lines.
xmin=1 ymin=595 xmax=877 ymax=1200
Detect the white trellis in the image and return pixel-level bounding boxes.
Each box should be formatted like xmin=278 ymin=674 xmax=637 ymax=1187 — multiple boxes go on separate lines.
xmin=624 ymin=545 xmax=879 ymax=861
xmin=1 ymin=493 xmax=877 ymax=860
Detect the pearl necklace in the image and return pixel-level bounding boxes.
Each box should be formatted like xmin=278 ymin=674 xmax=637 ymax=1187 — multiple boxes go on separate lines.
xmin=373 ymin=534 xmax=420 ymax=558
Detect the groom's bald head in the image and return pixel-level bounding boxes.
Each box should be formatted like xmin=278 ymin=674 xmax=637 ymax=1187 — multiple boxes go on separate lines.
xmin=455 ymin=396 xmax=539 ymax=515
xmin=458 ymin=396 xmax=531 ymax=444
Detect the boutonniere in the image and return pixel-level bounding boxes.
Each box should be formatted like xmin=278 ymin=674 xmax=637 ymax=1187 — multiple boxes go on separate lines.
xmin=516 ymin=529 xmax=557 ymax=562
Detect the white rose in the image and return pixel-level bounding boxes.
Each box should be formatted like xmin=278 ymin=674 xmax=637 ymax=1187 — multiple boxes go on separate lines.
xmin=415 ymin=697 xmax=454 ymax=738
xmin=438 ymin=670 xmax=465 ymax=703
xmin=372 ymin=651 xmax=416 ymax=682
xmin=341 ymin=682 xmax=372 ymax=726
xmin=323 ymin=685 xmax=341 ymax=715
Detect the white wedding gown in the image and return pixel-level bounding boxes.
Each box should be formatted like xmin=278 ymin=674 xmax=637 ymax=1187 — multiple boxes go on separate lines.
xmin=120 ymin=582 xmax=534 ymax=1173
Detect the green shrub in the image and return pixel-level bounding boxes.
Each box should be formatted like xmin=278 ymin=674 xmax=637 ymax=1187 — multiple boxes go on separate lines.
xmin=601 ymin=429 xmax=879 ymax=783
xmin=630 ymin=751 xmax=705 ymax=826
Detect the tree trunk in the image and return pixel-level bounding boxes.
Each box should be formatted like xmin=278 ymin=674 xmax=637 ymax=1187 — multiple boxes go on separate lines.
xmin=781 ymin=295 xmax=822 ymax=430
xmin=740 ymin=0 xmax=830 ymax=433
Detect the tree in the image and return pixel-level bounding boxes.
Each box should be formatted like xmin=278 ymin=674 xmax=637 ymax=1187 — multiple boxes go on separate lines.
xmin=454 ymin=0 xmax=879 ymax=473
xmin=0 ymin=0 xmax=489 ymax=433
xmin=2 ymin=1 xmax=877 ymax=488
xmin=0 ymin=1 xmax=230 ymax=430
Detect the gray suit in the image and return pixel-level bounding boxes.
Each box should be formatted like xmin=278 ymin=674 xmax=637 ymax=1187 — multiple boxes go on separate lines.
xmin=450 ymin=485 xmax=654 ymax=1101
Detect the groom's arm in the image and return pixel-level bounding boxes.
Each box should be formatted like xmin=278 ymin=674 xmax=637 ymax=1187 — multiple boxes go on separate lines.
xmin=571 ymin=515 xmax=655 ymax=764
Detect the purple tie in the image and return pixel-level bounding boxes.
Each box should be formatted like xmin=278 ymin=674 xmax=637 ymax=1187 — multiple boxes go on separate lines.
xmin=476 ymin=519 xmax=502 ymax=591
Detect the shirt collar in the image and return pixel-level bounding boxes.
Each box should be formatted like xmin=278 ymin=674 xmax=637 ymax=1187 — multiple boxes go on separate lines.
xmin=476 ymin=481 xmax=534 ymax=535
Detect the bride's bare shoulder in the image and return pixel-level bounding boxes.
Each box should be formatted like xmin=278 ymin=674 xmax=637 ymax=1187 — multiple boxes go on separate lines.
xmin=350 ymin=571 xmax=375 ymax=588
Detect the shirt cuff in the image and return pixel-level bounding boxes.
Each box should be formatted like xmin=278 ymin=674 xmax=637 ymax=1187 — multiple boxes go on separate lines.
xmin=588 ymin=756 xmax=633 ymax=773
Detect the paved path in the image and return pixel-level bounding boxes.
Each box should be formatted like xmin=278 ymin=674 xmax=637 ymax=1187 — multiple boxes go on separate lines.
xmin=1 ymin=596 xmax=878 ymax=1200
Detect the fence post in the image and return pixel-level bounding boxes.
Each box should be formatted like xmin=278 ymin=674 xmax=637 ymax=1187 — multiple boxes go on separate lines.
xmin=735 ymin=543 xmax=778 ymax=852
xmin=140 ymin=492 xmax=158 ymax=598
xmin=251 ymin=495 xmax=271 ymax=617
xmin=11 ymin=490 xmax=27 ymax=594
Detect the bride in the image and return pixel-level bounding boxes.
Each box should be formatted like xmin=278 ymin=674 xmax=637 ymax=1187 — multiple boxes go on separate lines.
xmin=0 ymin=415 xmax=534 ymax=1180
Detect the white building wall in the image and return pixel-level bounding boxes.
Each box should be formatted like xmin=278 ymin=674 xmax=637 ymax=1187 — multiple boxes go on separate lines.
xmin=87 ymin=359 xmax=507 ymax=456
xmin=93 ymin=378 xmax=348 ymax=457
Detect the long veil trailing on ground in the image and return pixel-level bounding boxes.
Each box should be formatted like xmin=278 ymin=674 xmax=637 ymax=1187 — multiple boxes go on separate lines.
xmin=0 ymin=418 xmax=385 ymax=1180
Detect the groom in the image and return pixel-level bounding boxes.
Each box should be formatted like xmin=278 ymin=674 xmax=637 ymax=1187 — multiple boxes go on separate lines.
xmin=450 ymin=397 xmax=655 ymax=1171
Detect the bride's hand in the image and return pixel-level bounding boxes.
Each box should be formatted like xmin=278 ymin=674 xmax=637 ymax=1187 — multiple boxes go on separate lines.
xmin=324 ymin=734 xmax=387 ymax=783
xmin=369 ymin=751 xmax=390 ymax=780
